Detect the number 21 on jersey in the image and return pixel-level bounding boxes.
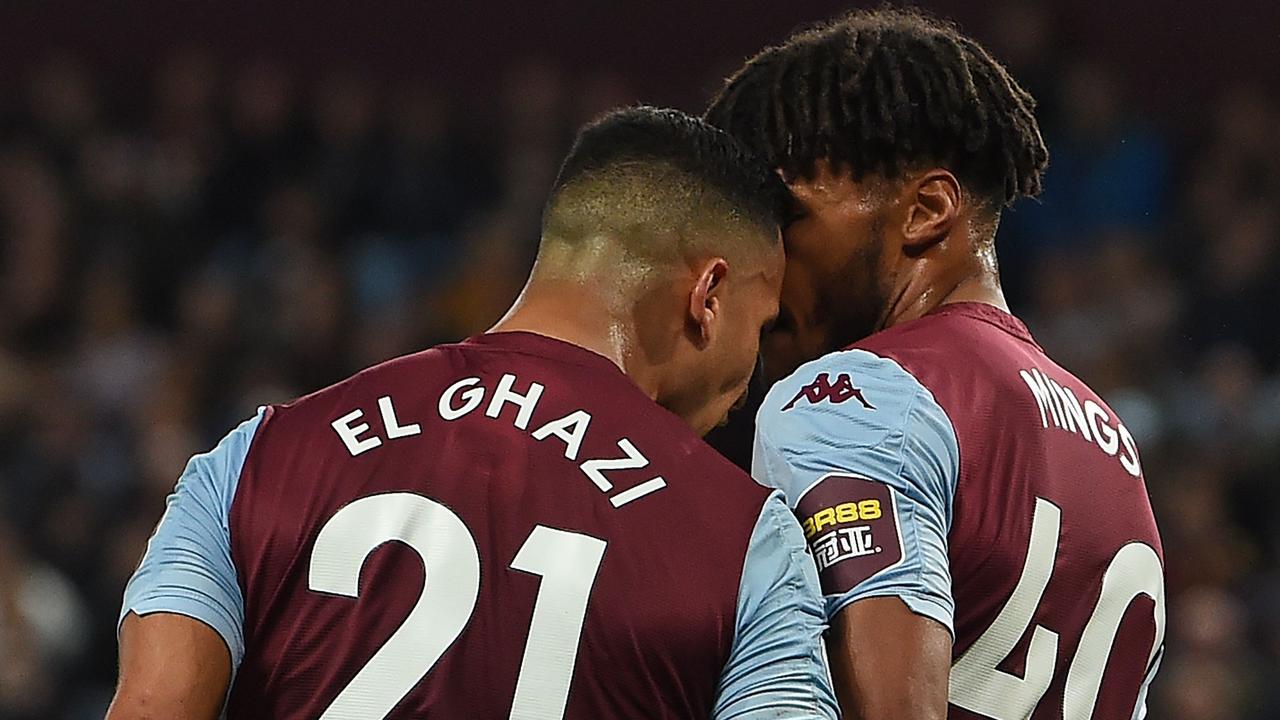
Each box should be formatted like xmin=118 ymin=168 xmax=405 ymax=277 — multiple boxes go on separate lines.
xmin=950 ymin=498 xmax=1166 ymax=720
xmin=308 ymin=492 xmax=607 ymax=720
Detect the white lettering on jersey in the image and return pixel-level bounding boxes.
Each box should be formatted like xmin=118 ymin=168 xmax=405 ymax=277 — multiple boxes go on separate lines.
xmin=439 ymin=377 xmax=485 ymax=420
xmin=1020 ymin=368 xmax=1142 ymax=478
xmin=335 ymin=375 xmax=668 ymax=508
xmin=332 ymin=409 xmax=383 ymax=456
xmin=1117 ymin=422 xmax=1141 ymax=478
xmin=1085 ymin=400 xmax=1120 ymax=456
xmin=430 ymin=373 xmax=670 ymax=508
xmin=532 ymin=410 xmax=592 ymax=461
xmin=379 ymin=395 xmax=421 ymax=438
xmin=334 ymin=398 xmax=424 ymax=456
xmin=1052 ymin=382 xmax=1092 ymax=442
xmin=486 ymin=373 xmax=546 ymax=430
xmin=580 ymin=438 xmax=648 ymax=492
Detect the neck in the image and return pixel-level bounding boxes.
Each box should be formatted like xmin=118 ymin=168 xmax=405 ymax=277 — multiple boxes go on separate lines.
xmin=879 ymin=237 xmax=1009 ymax=331
xmin=489 ymin=279 xmax=663 ymax=403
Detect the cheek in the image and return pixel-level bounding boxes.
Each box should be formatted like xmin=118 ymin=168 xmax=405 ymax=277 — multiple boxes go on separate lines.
xmin=784 ymin=221 xmax=827 ymax=260
xmin=782 ymin=225 xmax=842 ymax=306
xmin=780 ymin=262 xmax=817 ymax=316
xmin=714 ymin=328 xmax=759 ymax=392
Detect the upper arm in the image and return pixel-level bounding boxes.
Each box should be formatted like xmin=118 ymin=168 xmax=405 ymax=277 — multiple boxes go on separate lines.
xmin=108 ymin=612 xmax=233 ymax=720
xmin=827 ymin=597 xmax=952 ymax=720
xmin=713 ymin=492 xmax=839 ymax=720
xmin=751 ymin=350 xmax=959 ymax=633
xmin=751 ymin=351 xmax=958 ymax=717
xmin=113 ymin=409 xmax=265 ymax=714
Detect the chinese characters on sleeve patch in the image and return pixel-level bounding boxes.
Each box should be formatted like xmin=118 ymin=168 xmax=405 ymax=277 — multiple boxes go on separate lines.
xmin=795 ymin=474 xmax=903 ymax=596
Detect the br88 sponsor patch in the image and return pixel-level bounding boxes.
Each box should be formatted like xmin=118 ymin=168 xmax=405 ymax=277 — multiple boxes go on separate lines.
xmin=794 ymin=474 xmax=904 ymax=596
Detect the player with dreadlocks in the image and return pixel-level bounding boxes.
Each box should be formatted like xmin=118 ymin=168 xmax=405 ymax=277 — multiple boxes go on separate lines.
xmin=708 ymin=9 xmax=1165 ymax=720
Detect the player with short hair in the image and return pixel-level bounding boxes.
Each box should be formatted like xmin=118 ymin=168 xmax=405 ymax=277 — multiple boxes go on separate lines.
xmin=707 ymin=9 xmax=1165 ymax=720
xmin=107 ymin=107 xmax=838 ymax=720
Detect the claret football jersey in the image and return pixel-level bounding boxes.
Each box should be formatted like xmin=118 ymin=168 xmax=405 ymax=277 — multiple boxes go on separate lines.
xmin=123 ymin=331 xmax=837 ymax=720
xmin=754 ymin=302 xmax=1164 ymax=720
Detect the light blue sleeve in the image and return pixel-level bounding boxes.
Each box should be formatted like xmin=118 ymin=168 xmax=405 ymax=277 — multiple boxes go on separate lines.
xmin=752 ymin=349 xmax=959 ymax=636
xmin=713 ymin=491 xmax=840 ymax=720
xmin=120 ymin=409 xmax=265 ymax=670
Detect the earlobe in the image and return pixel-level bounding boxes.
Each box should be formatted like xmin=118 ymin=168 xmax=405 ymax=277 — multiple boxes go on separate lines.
xmin=701 ymin=296 xmax=721 ymax=345
xmin=902 ymin=171 xmax=961 ymax=250
xmin=688 ymin=258 xmax=728 ymax=347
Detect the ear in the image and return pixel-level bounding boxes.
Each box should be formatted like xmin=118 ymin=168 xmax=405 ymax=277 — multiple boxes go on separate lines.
xmin=901 ymin=169 xmax=961 ymax=251
xmin=688 ymin=257 xmax=729 ymax=348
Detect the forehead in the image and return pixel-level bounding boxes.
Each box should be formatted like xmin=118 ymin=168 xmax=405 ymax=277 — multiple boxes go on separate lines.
xmin=787 ymin=164 xmax=892 ymax=210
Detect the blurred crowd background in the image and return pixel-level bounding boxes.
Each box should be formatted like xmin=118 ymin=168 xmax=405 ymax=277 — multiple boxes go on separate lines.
xmin=0 ymin=1 xmax=1277 ymax=718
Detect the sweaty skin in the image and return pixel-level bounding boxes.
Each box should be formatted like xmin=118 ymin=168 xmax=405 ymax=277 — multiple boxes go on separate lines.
xmin=494 ymin=229 xmax=783 ymax=437
xmin=778 ymin=160 xmax=1005 ymax=720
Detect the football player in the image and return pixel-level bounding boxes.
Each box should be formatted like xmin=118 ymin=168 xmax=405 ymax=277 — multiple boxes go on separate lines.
xmin=108 ymin=108 xmax=837 ymax=720
xmin=708 ymin=10 xmax=1165 ymax=720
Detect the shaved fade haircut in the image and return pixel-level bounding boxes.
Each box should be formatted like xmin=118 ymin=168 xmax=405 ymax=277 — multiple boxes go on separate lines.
xmin=705 ymin=7 xmax=1048 ymax=209
xmin=539 ymin=106 xmax=788 ymax=275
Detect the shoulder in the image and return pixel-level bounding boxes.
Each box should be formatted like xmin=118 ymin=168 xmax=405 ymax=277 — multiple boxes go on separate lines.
xmin=758 ymin=348 xmax=951 ymax=457
xmin=189 ymin=409 xmax=269 ymax=496
xmin=263 ymin=348 xmax=449 ymax=424
xmin=754 ymin=348 xmax=959 ymax=504
xmin=852 ymin=304 xmax=1039 ymax=397
xmin=305 ymin=348 xmax=449 ymax=401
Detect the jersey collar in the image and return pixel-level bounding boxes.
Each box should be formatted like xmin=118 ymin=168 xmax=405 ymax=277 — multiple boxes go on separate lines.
xmin=929 ymin=301 xmax=1040 ymax=347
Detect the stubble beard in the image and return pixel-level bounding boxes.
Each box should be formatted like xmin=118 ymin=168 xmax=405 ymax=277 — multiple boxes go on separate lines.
xmin=823 ymin=220 xmax=891 ymax=352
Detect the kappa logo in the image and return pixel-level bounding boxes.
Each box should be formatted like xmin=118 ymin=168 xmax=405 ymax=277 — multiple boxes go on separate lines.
xmin=781 ymin=372 xmax=875 ymax=412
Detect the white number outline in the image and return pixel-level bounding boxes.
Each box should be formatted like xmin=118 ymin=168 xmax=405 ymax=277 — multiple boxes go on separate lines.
xmin=949 ymin=498 xmax=1166 ymax=720
xmin=309 ymin=492 xmax=607 ymax=720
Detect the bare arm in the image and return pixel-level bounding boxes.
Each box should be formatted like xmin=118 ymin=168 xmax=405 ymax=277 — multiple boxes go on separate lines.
xmin=827 ymin=597 xmax=952 ymax=720
xmin=111 ymin=412 xmax=264 ymax=719
xmin=106 ymin=612 xmax=231 ymax=720
xmin=752 ymin=353 xmax=961 ymax=719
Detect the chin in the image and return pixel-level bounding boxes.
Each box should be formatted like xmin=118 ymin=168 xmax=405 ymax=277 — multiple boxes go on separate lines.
xmin=696 ymin=398 xmax=740 ymax=437
xmin=692 ymin=419 xmax=718 ymax=438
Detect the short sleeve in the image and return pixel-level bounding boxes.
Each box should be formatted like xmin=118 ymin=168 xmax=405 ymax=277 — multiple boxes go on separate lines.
xmin=713 ymin=491 xmax=839 ymax=720
xmin=120 ymin=409 xmax=265 ymax=670
xmin=752 ymin=349 xmax=960 ymax=635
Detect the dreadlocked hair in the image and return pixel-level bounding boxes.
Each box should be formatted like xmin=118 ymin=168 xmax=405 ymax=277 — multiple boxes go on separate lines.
xmin=705 ymin=7 xmax=1048 ymax=207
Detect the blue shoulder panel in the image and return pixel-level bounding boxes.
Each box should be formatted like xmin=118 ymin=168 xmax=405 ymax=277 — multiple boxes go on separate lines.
xmin=120 ymin=409 xmax=265 ymax=670
xmin=713 ymin=490 xmax=839 ymax=719
xmin=752 ymin=349 xmax=960 ymax=635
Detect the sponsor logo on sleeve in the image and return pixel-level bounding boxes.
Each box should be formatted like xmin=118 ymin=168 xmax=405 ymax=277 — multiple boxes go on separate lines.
xmin=794 ymin=474 xmax=903 ymax=596
xmin=781 ymin=373 xmax=875 ymax=412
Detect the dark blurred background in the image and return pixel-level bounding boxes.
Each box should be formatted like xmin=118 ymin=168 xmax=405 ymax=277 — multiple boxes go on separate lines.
xmin=0 ymin=1 xmax=1277 ymax=718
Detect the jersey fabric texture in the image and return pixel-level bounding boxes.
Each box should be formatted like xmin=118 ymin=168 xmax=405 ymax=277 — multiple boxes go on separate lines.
xmin=122 ymin=331 xmax=837 ymax=720
xmin=753 ymin=302 xmax=1164 ymax=720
